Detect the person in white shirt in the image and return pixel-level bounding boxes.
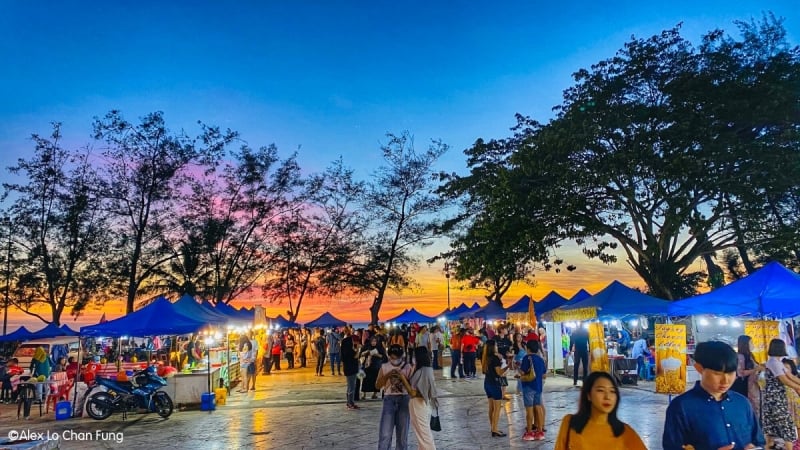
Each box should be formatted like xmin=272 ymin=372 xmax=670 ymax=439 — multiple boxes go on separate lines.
xmin=431 ymin=326 xmax=444 ymax=370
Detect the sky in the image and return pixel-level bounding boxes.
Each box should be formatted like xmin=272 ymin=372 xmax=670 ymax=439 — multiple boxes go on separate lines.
xmin=1 ymin=1 xmax=798 ymax=329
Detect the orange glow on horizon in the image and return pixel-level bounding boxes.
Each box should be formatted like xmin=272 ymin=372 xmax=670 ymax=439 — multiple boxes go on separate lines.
xmin=2 ymin=256 xmax=648 ymax=330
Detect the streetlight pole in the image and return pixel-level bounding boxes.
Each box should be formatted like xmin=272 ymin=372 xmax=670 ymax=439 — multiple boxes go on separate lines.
xmin=444 ymin=262 xmax=451 ymax=311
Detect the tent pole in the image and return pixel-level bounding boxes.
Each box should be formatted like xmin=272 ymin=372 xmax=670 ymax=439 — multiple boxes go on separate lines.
xmin=72 ymin=336 xmax=82 ymax=417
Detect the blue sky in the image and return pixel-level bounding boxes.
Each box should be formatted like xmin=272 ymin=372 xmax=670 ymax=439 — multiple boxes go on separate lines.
xmin=1 ymin=1 xmax=798 ymax=324
xmin=3 ymin=1 xmax=797 ymax=178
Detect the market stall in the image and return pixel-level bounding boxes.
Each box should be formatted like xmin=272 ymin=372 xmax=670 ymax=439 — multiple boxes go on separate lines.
xmin=547 ymin=280 xmax=670 ymax=383
xmin=80 ymin=297 xmax=230 ymax=407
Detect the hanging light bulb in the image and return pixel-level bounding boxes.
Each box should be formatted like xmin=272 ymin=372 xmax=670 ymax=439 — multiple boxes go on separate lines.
xmin=698 ymin=317 xmax=709 ymax=326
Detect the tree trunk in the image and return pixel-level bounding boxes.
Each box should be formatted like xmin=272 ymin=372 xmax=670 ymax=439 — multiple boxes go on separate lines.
xmin=703 ymin=253 xmax=725 ymax=289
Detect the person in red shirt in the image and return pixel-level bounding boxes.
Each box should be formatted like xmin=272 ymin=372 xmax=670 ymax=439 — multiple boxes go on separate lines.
xmin=525 ymin=328 xmax=540 ymax=343
xmin=1 ymin=358 xmax=24 ymax=403
xmin=65 ymin=357 xmax=79 ymax=381
xmin=461 ymin=329 xmax=481 ymax=378
xmin=82 ymin=356 xmax=101 ymax=384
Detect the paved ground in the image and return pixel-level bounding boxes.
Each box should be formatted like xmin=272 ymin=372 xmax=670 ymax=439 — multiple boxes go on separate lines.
xmin=0 ymin=362 xmax=671 ymax=449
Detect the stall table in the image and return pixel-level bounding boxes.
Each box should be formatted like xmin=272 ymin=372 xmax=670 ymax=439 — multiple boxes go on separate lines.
xmin=160 ymin=366 xmax=222 ymax=405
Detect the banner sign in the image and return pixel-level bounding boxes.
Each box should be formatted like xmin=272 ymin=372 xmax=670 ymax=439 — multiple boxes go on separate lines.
xmin=744 ymin=320 xmax=780 ymax=364
xmin=551 ymin=307 xmax=597 ymax=323
xmin=655 ymin=324 xmax=686 ymax=394
xmin=589 ymin=322 xmax=609 ymax=372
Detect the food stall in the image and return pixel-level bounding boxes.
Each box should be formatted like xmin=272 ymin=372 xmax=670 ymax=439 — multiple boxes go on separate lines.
xmin=79 ymin=297 xmax=232 ymax=408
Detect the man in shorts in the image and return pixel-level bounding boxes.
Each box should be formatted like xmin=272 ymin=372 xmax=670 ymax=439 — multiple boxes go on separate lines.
xmin=520 ymin=340 xmax=547 ymax=441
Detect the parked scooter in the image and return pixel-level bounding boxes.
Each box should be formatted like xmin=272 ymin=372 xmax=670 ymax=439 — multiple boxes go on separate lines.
xmin=85 ymin=366 xmax=173 ymax=420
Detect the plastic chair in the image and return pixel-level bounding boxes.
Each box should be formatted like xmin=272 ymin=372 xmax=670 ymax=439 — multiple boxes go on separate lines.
xmin=45 ymin=372 xmax=73 ymax=414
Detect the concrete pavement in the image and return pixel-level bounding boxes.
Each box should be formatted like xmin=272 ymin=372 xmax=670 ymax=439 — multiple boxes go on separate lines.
xmin=0 ymin=363 xmax=671 ymax=449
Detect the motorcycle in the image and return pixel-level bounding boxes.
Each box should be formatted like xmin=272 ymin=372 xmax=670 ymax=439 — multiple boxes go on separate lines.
xmin=85 ymin=366 xmax=174 ymax=420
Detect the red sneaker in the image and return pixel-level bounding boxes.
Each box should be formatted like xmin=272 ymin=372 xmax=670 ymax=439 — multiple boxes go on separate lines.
xmin=522 ymin=431 xmax=536 ymax=441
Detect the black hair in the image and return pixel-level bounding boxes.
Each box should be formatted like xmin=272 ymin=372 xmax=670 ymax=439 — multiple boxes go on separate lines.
xmin=737 ymin=335 xmax=757 ymax=367
xmin=414 ymin=347 xmax=431 ymax=368
xmin=783 ymin=358 xmax=799 ymax=377
xmin=768 ymin=339 xmax=788 ymax=357
xmin=387 ymin=344 xmax=404 ymax=358
xmin=481 ymin=340 xmax=497 ymax=374
xmin=570 ymin=371 xmax=625 ymax=437
xmin=526 ymin=339 xmax=540 ymax=354
xmin=694 ymin=341 xmax=738 ymax=372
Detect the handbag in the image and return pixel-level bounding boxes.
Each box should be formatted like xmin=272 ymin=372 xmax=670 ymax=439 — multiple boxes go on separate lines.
xmin=430 ymin=407 xmax=442 ymax=432
xmin=520 ymin=355 xmax=536 ymax=382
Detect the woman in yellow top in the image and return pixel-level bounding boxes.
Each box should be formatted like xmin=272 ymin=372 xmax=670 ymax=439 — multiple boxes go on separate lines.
xmin=554 ymin=371 xmax=647 ymax=450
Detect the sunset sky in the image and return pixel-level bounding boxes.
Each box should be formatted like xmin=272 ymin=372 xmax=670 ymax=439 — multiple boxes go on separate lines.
xmin=1 ymin=1 xmax=798 ymax=330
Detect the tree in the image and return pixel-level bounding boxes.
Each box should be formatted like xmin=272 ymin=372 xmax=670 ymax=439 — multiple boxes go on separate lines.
xmin=694 ymin=14 xmax=800 ymax=271
xmin=2 ymin=124 xmax=112 ymax=324
xmin=435 ymin=135 xmax=570 ymax=306
xmin=505 ymin=16 xmax=800 ymax=299
xmin=93 ymin=111 xmax=235 ymax=312
xmin=262 ymin=159 xmax=367 ymax=322
xmin=349 ymin=132 xmax=447 ymax=324
xmin=176 ymin=144 xmax=301 ymax=305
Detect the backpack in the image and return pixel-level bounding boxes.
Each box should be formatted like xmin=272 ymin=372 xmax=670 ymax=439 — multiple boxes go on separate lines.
xmin=520 ymin=355 xmax=536 ymax=382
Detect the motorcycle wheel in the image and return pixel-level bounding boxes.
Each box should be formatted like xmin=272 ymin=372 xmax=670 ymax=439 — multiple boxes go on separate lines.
xmin=86 ymin=392 xmax=114 ymax=420
xmin=153 ymin=392 xmax=174 ymax=418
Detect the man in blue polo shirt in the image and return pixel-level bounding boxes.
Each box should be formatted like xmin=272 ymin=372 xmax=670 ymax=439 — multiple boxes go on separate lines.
xmin=662 ymin=340 xmax=765 ymax=450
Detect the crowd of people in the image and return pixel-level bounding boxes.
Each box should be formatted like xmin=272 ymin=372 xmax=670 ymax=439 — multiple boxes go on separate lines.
xmin=203 ymin=319 xmax=800 ymax=449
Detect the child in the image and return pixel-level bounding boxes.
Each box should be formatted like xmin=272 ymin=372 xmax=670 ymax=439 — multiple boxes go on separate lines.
xmin=520 ymin=340 xmax=547 ymax=441
xmin=1 ymin=358 xmax=24 ymax=403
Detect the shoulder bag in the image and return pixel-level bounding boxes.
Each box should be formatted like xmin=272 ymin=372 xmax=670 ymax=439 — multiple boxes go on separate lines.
xmin=520 ymin=355 xmax=536 ymax=382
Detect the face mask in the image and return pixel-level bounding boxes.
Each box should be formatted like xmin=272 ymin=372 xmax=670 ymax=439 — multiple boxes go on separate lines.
xmin=390 ymin=357 xmax=402 ymax=366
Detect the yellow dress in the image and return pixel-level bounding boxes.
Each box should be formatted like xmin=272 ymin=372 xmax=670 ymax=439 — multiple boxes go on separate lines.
xmin=554 ymin=414 xmax=648 ymax=450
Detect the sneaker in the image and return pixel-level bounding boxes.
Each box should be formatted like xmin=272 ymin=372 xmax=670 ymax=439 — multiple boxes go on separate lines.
xmin=522 ymin=431 xmax=536 ymax=441
xmin=534 ymin=431 xmax=545 ymax=441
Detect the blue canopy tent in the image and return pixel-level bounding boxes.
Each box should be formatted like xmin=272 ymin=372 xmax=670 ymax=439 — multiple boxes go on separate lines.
xmin=668 ymin=261 xmax=800 ymax=317
xmin=385 ymin=308 xmax=437 ymax=324
xmin=471 ymin=301 xmax=508 ymax=320
xmin=534 ymin=291 xmax=570 ymax=317
xmin=80 ymin=297 xmax=210 ymax=337
xmin=173 ymin=294 xmax=230 ymax=325
xmin=456 ymin=302 xmax=486 ymax=319
xmin=211 ymin=301 xmax=252 ymax=323
xmin=0 ymin=326 xmax=33 ymax=342
xmin=270 ymin=314 xmax=300 ymax=329
xmin=236 ymin=307 xmax=255 ymax=321
xmin=558 ymin=280 xmax=670 ymax=317
xmin=569 ymin=289 xmax=592 ymax=303
xmin=30 ymin=322 xmax=72 ymax=339
xmin=505 ymin=295 xmax=534 ymax=313
xmin=304 ymin=312 xmax=347 ymax=329
xmin=440 ymin=303 xmax=471 ymax=320
xmin=59 ymin=324 xmax=80 ymax=336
